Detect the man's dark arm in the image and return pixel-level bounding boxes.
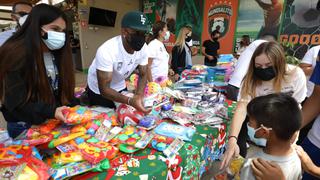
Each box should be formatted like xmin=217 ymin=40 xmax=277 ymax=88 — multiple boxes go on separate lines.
xmin=136 ymin=65 xmax=148 ymax=96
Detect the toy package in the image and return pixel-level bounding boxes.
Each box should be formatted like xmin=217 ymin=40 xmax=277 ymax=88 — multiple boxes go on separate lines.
xmin=163 ymin=138 xmax=185 ymax=158
xmin=137 ymin=115 xmax=159 ymax=130
xmin=51 ymin=161 xmax=94 ymax=180
xmin=149 ymin=134 xmax=174 ymax=152
xmin=154 ymin=122 xmax=195 ymax=142
xmin=0 ymin=143 xmax=32 ymax=167
xmin=52 ymin=152 xmax=84 ymax=165
xmin=62 ymin=106 xmax=95 ymax=124
xmin=112 ymin=126 xmax=147 ymax=153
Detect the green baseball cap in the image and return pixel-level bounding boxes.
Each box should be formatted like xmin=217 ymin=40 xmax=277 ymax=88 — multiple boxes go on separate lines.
xmin=121 ymin=11 xmax=148 ymax=32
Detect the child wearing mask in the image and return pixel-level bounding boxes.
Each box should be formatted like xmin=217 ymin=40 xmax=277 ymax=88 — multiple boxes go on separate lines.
xmin=240 ymin=93 xmax=302 ymax=180
xmin=221 ymin=41 xmax=306 ymax=169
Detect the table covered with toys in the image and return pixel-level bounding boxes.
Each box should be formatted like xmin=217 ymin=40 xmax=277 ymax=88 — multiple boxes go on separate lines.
xmin=0 ymin=57 xmax=245 ymax=180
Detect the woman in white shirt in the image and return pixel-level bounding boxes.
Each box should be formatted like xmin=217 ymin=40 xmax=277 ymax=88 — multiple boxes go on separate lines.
xmin=220 ymin=41 xmax=307 ymax=169
xmin=147 ymin=21 xmax=170 ymax=82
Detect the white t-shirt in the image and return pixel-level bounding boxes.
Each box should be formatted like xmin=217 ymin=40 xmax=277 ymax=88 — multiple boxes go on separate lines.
xmin=88 ymin=35 xmax=148 ymax=93
xmin=240 ymin=149 xmax=302 ymax=180
xmin=148 ymin=39 xmax=169 ymax=80
xmin=229 ymin=40 xmax=267 ymax=88
xmin=239 ymin=64 xmax=307 ymax=104
xmin=301 ymin=45 xmax=320 ymax=97
xmin=0 ymin=29 xmax=15 ymax=46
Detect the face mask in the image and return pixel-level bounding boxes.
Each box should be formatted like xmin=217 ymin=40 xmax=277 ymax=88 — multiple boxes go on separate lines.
xmin=42 ymin=29 xmax=66 ymax=50
xmin=185 ymin=36 xmax=192 ymax=42
xmin=164 ymin=31 xmax=170 ymax=41
xmin=127 ymin=34 xmax=145 ymax=51
xmin=247 ymin=123 xmax=272 ymax=147
xmin=18 ymin=15 xmax=28 ymax=26
xmin=254 ymin=66 xmax=276 ymax=81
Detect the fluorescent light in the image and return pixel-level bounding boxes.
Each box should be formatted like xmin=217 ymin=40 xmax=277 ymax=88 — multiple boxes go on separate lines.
xmin=0 ymin=6 xmax=12 ymax=11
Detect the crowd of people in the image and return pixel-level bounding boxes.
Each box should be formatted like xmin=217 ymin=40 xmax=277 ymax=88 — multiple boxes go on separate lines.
xmin=0 ymin=1 xmax=319 ymax=180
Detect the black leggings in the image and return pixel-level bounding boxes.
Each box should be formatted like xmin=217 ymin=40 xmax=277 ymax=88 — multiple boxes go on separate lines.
xmin=87 ymin=87 xmax=116 ymax=108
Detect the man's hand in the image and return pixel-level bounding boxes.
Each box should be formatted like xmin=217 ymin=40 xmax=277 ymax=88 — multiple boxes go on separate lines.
xmin=207 ymin=55 xmax=214 ymax=61
xmin=130 ymin=95 xmax=151 ymax=114
xmin=251 ymin=158 xmax=285 ymax=180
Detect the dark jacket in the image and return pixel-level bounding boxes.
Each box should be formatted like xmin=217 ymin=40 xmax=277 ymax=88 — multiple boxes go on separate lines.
xmin=1 ymin=60 xmax=77 ymax=125
xmin=171 ymin=43 xmax=191 ymax=74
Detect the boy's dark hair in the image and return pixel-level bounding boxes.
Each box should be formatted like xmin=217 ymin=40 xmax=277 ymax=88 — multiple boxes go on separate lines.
xmin=12 ymin=1 xmax=32 ymax=13
xmin=211 ymin=30 xmax=220 ymax=38
xmin=247 ymin=93 xmax=302 ymax=141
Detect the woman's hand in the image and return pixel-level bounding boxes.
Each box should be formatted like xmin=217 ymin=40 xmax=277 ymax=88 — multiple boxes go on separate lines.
xmin=251 ymin=158 xmax=285 ymax=180
xmin=55 ymin=106 xmax=67 ymax=122
xmin=295 ymin=145 xmax=320 ymax=177
xmin=220 ymin=138 xmax=240 ymax=170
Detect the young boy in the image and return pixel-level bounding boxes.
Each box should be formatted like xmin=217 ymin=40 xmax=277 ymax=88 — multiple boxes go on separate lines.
xmin=240 ymin=93 xmax=302 ymax=180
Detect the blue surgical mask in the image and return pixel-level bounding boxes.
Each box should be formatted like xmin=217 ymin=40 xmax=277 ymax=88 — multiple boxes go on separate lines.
xmin=42 ymin=29 xmax=66 ymax=50
xmin=247 ymin=123 xmax=272 ymax=147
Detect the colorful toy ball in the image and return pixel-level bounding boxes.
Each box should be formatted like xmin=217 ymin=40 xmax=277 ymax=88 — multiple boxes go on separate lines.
xmin=154 ymin=76 xmax=172 ymax=87
xmin=129 ymin=74 xmax=139 ymax=88
xmin=144 ymin=82 xmax=161 ymax=96
xmin=116 ymin=104 xmax=144 ymax=126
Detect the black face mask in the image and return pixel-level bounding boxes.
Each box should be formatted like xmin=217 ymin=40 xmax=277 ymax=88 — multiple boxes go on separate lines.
xmin=212 ymin=37 xmax=218 ymax=41
xmin=254 ymin=66 xmax=276 ymax=81
xmin=185 ymin=36 xmax=192 ymax=42
xmin=126 ymin=34 xmax=145 ymax=51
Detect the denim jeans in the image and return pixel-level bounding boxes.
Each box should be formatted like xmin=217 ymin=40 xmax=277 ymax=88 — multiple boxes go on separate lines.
xmin=301 ymin=137 xmax=320 ymax=180
xmin=7 ymin=121 xmax=31 ymax=138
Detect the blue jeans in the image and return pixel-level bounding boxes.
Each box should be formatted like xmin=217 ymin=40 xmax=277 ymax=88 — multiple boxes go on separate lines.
xmin=7 ymin=122 xmax=31 ymax=138
xmin=301 ymin=137 xmax=320 ymax=180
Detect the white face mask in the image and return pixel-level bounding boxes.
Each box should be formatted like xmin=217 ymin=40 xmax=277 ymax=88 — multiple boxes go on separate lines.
xmin=18 ymin=15 xmax=28 ymax=26
xmin=164 ymin=31 xmax=170 ymax=41
xmin=247 ymin=123 xmax=272 ymax=147
xmin=42 ymin=29 xmax=66 ymax=50
xmin=186 ymin=39 xmax=193 ymax=47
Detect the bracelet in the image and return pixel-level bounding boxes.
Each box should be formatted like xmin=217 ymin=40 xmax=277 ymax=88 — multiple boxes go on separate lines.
xmin=127 ymin=97 xmax=131 ymax=106
xmin=228 ymin=136 xmax=238 ymax=141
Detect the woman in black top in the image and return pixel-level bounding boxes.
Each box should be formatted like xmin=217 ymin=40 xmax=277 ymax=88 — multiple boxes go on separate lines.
xmin=202 ymin=30 xmax=220 ymax=66
xmin=0 ymin=4 xmax=76 ymax=138
xmin=171 ymin=26 xmax=193 ymax=80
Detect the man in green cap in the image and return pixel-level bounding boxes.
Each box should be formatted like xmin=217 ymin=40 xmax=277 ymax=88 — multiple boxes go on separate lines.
xmin=87 ymin=11 xmax=150 ymax=113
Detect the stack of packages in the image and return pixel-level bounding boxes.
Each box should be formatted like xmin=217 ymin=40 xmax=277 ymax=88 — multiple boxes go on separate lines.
xmin=0 ymin=68 xmax=237 ymax=180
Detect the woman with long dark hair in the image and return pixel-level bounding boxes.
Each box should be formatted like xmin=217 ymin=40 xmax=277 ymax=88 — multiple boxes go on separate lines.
xmin=0 ymin=4 xmax=75 ymax=138
xmin=147 ymin=21 xmax=170 ymax=82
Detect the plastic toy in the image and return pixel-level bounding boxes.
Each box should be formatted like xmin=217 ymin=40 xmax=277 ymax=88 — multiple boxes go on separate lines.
xmin=154 ymin=122 xmax=196 ymax=142
xmin=62 ymin=106 xmax=95 ymax=124
xmin=163 ymin=138 xmax=185 ymax=158
xmin=113 ymin=126 xmax=147 ymax=153
xmin=129 ymin=74 xmax=139 ymax=88
xmin=48 ymin=132 xmax=85 ymax=148
xmin=144 ymin=82 xmax=161 ymax=96
xmin=23 ymin=134 xmax=54 ymax=146
xmin=149 ymin=134 xmax=174 ymax=152
xmin=117 ymin=104 xmax=144 ymax=126
xmin=154 ymin=76 xmax=173 ymax=87
xmin=53 ymin=152 xmax=84 ymax=165
xmin=0 ymin=144 xmax=32 ymax=167
xmin=137 ymin=115 xmax=158 ymax=130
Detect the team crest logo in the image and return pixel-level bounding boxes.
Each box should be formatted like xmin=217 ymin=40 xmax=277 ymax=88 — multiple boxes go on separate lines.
xmin=117 ymin=62 xmax=123 ymax=71
xmin=208 ymin=3 xmax=232 ymax=38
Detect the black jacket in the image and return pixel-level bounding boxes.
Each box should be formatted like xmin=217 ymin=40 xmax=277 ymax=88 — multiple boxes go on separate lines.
xmin=171 ymin=43 xmax=191 ymax=74
xmin=1 ymin=62 xmax=77 ymax=125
